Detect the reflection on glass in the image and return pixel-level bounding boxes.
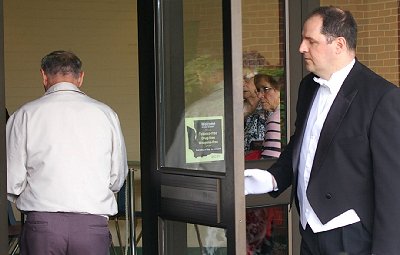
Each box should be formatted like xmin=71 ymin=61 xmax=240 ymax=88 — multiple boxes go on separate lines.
xmin=163 ymin=0 xmax=226 ymax=172
xmin=242 ymin=0 xmax=287 ymax=161
xmin=190 ymin=223 xmax=227 ymax=255
xmin=246 ymin=205 xmax=288 ymax=255
xmin=244 ymin=72 xmax=284 ymax=160
xmin=164 ymin=220 xmax=227 ymax=255
xmin=184 ymin=55 xmax=224 ymax=108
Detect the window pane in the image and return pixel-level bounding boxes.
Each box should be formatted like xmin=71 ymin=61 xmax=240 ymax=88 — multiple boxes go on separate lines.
xmin=161 ymin=0 xmax=226 ymax=172
xmin=246 ymin=204 xmax=289 ymax=254
xmin=242 ymin=0 xmax=287 ymax=161
xmin=163 ymin=220 xmax=228 ymax=255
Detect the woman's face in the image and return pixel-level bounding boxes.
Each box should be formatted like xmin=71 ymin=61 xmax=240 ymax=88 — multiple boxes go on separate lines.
xmin=243 ymin=68 xmax=257 ymax=101
xmin=243 ymin=70 xmax=260 ymax=116
xmin=256 ymin=78 xmax=280 ymax=112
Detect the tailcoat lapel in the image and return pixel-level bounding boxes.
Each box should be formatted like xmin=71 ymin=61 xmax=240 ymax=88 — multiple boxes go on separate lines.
xmin=309 ymin=66 xmax=360 ymax=180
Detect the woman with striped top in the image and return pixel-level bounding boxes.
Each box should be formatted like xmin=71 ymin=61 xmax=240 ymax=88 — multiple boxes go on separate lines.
xmin=254 ymin=74 xmax=282 ymax=159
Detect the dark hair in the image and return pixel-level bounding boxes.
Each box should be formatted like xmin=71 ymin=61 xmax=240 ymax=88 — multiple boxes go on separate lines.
xmin=309 ymin=6 xmax=357 ymax=50
xmin=41 ymin=50 xmax=82 ymax=78
xmin=254 ymin=74 xmax=281 ymax=90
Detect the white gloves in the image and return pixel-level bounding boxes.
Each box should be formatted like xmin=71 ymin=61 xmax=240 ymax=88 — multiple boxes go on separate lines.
xmin=244 ymin=169 xmax=276 ymax=195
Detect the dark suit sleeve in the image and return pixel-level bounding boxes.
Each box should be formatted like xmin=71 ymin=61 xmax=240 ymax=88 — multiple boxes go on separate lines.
xmin=370 ymin=87 xmax=400 ymax=254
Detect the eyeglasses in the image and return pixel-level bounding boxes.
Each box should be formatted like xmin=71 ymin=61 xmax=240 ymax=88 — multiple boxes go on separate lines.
xmin=256 ymin=86 xmax=272 ymax=94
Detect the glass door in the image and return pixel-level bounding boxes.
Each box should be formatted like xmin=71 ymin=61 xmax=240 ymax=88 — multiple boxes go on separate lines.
xmin=137 ymin=0 xmax=317 ymax=254
xmin=138 ymin=0 xmax=245 ymax=254
xmin=242 ymin=1 xmax=290 ymax=254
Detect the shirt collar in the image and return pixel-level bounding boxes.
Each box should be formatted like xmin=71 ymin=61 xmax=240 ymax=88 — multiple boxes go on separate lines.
xmin=45 ymin=82 xmax=85 ymax=95
xmin=313 ymin=59 xmax=355 ymax=94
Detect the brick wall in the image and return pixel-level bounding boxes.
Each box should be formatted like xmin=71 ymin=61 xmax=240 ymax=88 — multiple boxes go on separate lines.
xmin=183 ymin=0 xmax=224 ymax=59
xmin=321 ymin=0 xmax=400 ymax=85
xmin=184 ymin=0 xmax=284 ymax=67
xmin=242 ymin=0 xmax=284 ymax=66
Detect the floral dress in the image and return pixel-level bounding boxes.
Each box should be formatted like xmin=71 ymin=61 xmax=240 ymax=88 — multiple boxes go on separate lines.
xmin=244 ymin=105 xmax=267 ymax=152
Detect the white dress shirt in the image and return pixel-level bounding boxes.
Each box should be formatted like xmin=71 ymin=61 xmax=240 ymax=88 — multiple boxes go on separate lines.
xmin=7 ymin=82 xmax=128 ymax=216
xmin=297 ymin=59 xmax=361 ymax=232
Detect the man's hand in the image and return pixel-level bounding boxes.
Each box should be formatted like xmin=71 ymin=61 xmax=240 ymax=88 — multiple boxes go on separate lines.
xmin=244 ymin=169 xmax=276 ymax=195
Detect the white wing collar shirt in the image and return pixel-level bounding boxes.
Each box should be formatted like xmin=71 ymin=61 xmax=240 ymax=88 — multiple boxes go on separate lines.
xmin=297 ymin=59 xmax=360 ymax=233
xmin=7 ymin=82 xmax=128 ymax=216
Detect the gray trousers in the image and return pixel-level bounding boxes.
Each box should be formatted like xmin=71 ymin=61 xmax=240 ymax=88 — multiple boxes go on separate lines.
xmin=20 ymin=212 xmax=111 ymax=255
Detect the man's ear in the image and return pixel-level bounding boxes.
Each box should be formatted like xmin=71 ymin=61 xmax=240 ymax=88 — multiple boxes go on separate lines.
xmin=76 ymin=71 xmax=85 ymax=88
xmin=40 ymin=69 xmax=51 ymax=91
xmin=40 ymin=69 xmax=48 ymax=86
xmin=335 ymin=37 xmax=347 ymax=54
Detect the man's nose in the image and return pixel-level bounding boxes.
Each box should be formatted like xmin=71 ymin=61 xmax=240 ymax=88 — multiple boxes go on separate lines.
xmin=299 ymin=40 xmax=307 ymax=53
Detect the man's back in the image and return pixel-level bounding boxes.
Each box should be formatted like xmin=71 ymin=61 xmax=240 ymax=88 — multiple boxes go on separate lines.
xmin=7 ymin=82 xmax=127 ymax=216
xmin=7 ymin=50 xmax=128 ymax=255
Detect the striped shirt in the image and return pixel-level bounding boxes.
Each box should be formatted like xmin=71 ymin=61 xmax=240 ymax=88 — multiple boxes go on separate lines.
xmin=261 ymin=108 xmax=281 ymax=158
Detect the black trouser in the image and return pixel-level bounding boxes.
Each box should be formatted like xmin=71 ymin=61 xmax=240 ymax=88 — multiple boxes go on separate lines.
xmin=300 ymin=222 xmax=371 ymax=255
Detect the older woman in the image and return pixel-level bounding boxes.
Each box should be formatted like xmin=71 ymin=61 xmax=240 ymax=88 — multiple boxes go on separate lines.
xmin=244 ymin=73 xmax=282 ymax=160
xmin=254 ymin=74 xmax=282 ymax=159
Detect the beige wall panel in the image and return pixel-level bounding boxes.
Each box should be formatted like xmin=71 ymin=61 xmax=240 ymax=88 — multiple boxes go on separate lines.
xmin=4 ymin=0 xmax=140 ymax=160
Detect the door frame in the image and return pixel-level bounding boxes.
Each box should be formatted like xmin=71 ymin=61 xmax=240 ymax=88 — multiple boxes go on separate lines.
xmin=138 ymin=0 xmax=245 ymax=253
xmin=137 ymin=0 xmax=319 ymax=254
xmin=0 ymin=0 xmax=8 ymax=253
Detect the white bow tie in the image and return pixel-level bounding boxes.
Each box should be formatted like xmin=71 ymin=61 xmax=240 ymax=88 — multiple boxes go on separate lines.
xmin=313 ymin=77 xmax=328 ymax=85
xmin=313 ymin=77 xmax=331 ymax=89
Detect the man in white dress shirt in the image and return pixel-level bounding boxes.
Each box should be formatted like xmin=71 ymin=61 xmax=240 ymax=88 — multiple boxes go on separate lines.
xmin=245 ymin=6 xmax=400 ymax=255
xmin=7 ymin=50 xmax=128 ymax=255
